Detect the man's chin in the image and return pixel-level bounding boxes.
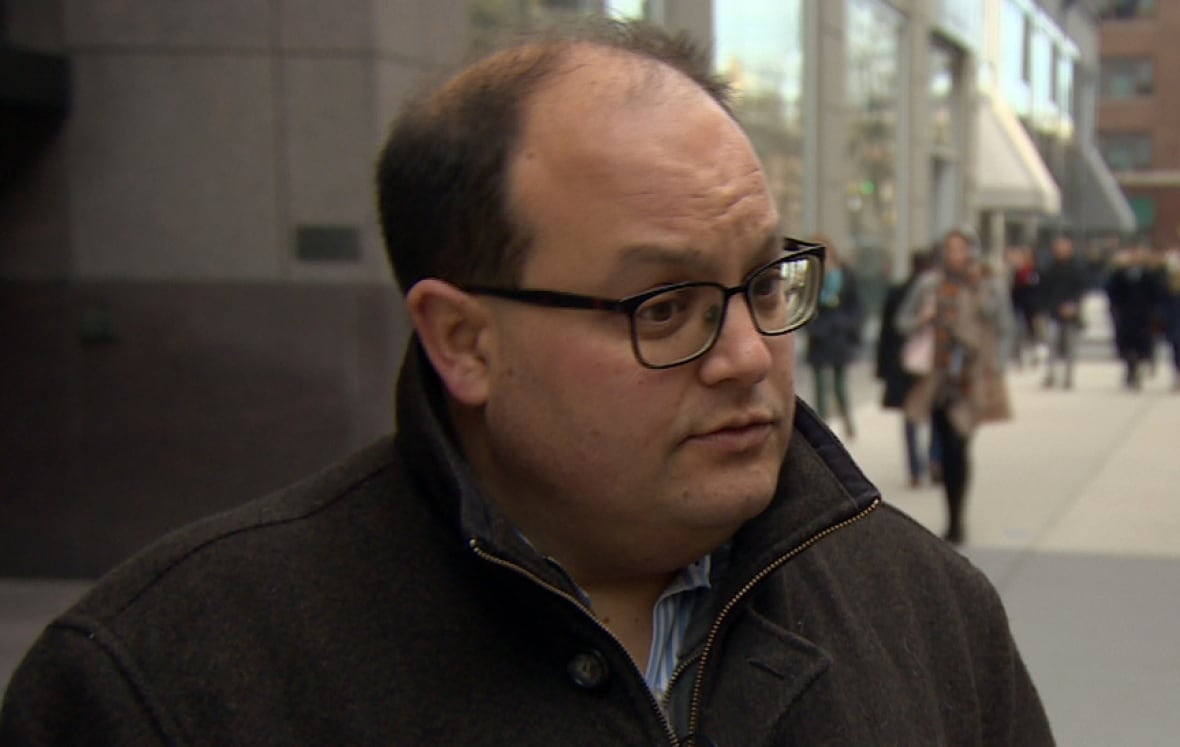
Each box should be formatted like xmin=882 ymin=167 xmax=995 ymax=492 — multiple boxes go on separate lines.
xmin=685 ymin=473 xmax=778 ymax=529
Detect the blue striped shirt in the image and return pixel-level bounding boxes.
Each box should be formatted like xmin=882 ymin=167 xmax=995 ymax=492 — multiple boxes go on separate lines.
xmin=644 ymin=555 xmax=712 ymax=704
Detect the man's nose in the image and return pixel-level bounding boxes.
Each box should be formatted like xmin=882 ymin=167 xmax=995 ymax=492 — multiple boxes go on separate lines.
xmin=697 ymin=294 xmax=774 ymax=385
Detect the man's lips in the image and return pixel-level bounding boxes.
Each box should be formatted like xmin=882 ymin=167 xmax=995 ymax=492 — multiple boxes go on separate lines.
xmin=687 ymin=415 xmax=777 ymax=451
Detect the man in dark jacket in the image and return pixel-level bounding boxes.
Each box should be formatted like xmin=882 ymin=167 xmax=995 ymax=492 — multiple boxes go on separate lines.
xmin=804 ymin=234 xmax=863 ymax=439
xmin=1 ymin=21 xmax=1055 ymax=746
xmin=1038 ymin=236 xmax=1088 ymax=389
xmin=1106 ymin=243 xmax=1163 ymax=390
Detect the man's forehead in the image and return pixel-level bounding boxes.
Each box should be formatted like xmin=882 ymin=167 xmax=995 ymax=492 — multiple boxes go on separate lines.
xmin=525 ymin=44 xmax=708 ymax=124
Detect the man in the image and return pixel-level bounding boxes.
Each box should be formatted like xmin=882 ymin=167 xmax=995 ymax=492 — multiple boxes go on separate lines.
xmin=1005 ymin=243 xmax=1041 ymax=367
xmin=1 ymin=22 xmax=1054 ymax=745
xmin=1105 ymin=242 xmax=1163 ymax=390
xmin=1038 ymin=236 xmax=1088 ymax=389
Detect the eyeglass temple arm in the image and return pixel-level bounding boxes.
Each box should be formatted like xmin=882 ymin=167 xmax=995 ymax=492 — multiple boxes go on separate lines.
xmin=462 ymin=286 xmax=627 ymax=312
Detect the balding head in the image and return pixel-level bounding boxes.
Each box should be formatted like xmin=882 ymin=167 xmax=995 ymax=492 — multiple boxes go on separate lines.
xmin=400 ymin=26 xmax=785 ymax=585
xmin=375 ymin=20 xmax=733 ymax=293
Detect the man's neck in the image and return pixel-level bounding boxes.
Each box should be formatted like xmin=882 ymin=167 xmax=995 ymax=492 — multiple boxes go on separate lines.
xmin=580 ymin=573 xmax=677 ymax=670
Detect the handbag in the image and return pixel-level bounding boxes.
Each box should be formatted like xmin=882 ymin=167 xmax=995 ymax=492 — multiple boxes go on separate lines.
xmin=902 ymin=325 xmax=935 ymax=375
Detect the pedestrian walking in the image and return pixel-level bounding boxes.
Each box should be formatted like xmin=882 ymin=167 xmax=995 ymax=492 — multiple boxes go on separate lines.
xmin=1006 ymin=243 xmax=1041 ymax=367
xmin=1037 ymin=236 xmax=1088 ymax=389
xmin=1106 ymin=244 xmax=1163 ymax=390
xmin=1159 ymin=245 xmax=1180 ymax=391
xmin=804 ymin=233 xmax=864 ymax=439
xmin=895 ymin=228 xmax=1013 ymax=545
xmin=876 ymin=249 xmax=936 ymax=487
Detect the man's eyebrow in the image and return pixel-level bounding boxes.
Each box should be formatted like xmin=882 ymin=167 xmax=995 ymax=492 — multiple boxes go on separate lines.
xmin=615 ymin=244 xmax=712 ymax=271
xmin=615 ymin=234 xmax=782 ymax=271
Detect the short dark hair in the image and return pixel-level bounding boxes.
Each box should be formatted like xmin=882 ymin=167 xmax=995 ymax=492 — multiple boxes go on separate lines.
xmin=374 ymin=18 xmax=733 ymax=293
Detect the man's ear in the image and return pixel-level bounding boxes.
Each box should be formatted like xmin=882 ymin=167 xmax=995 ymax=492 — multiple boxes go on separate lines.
xmin=406 ymin=279 xmax=493 ymax=407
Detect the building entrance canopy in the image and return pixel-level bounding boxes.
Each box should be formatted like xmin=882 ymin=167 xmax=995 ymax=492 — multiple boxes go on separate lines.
xmin=975 ymin=93 xmax=1061 ymax=216
xmin=1076 ymin=141 xmax=1136 ymax=233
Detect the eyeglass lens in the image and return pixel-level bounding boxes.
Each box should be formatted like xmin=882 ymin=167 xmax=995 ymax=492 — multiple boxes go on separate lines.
xmin=632 ymin=254 xmax=821 ymax=367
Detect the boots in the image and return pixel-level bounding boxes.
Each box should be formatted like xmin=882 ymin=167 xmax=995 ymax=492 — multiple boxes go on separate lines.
xmin=943 ymin=491 xmax=965 ymax=546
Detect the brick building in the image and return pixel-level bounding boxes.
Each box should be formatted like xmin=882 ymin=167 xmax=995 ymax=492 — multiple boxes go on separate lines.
xmin=1097 ymin=0 xmax=1180 ymax=248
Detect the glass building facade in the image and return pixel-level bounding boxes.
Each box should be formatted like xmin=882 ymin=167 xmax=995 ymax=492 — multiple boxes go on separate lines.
xmin=714 ymin=1 xmax=806 ymax=235
xmin=844 ymin=0 xmax=904 ymax=266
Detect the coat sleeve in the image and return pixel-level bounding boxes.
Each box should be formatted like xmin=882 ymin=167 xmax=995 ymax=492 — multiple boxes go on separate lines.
xmin=0 ymin=622 xmax=177 ymax=747
xmin=907 ymin=533 xmax=1056 ymax=745
xmin=968 ymin=580 xmax=1057 ymax=746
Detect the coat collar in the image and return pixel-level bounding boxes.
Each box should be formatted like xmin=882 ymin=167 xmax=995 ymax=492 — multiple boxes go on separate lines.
xmin=393 ymin=337 xmax=881 ymax=597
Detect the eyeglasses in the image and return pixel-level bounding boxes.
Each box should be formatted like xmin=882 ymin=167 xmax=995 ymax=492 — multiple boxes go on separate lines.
xmin=462 ymin=237 xmax=826 ymax=369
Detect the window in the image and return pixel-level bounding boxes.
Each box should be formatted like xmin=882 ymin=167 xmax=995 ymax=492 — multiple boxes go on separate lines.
xmin=1098 ymin=0 xmax=1156 ymax=20
xmin=604 ymin=0 xmax=647 ymax=19
xmin=1100 ymin=57 xmax=1154 ymax=98
xmin=1098 ymin=132 xmax=1152 ymax=171
xmin=929 ymin=42 xmax=960 ymax=151
xmin=1029 ymin=25 xmax=1053 ymax=119
xmin=845 ymin=0 xmax=903 ymax=266
xmin=1058 ymin=53 xmax=1075 ymax=114
xmin=714 ymin=1 xmax=805 ymax=234
xmin=1050 ymin=46 xmax=1059 ymax=108
xmin=469 ymin=0 xmax=614 ymax=37
xmin=929 ymin=40 xmax=964 ymax=244
xmin=1021 ymin=14 xmax=1033 ymax=84
xmin=1127 ymin=195 xmax=1155 ymax=231
xmin=468 ymin=1 xmax=660 ymax=56
xmin=1000 ymin=2 xmax=1029 ymax=114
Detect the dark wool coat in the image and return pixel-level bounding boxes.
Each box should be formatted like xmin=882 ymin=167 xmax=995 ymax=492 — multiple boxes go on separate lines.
xmin=1106 ymin=265 xmax=1163 ymax=358
xmin=1036 ymin=258 xmax=1088 ymax=324
xmin=805 ymin=267 xmax=864 ymax=369
xmin=1 ymin=344 xmax=1054 ymax=746
xmin=1163 ymin=263 xmax=1180 ymax=344
xmin=876 ymin=277 xmax=920 ymax=409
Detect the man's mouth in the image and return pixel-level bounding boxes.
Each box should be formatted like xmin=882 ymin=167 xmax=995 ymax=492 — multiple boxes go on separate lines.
xmin=689 ymin=416 xmax=776 ymax=452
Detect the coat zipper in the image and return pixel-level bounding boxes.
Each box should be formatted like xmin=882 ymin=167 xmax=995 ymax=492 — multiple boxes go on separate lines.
xmin=469 ymin=539 xmax=682 ymax=746
xmin=471 ymin=496 xmax=879 ymax=746
xmin=682 ymin=497 xmax=881 ymax=744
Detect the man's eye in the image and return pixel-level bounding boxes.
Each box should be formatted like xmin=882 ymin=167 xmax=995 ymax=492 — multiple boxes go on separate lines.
xmin=638 ymin=295 xmax=688 ymax=325
xmin=751 ymin=274 xmax=782 ymax=297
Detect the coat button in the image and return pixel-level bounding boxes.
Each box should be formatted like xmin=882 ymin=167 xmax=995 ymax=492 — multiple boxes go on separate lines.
xmin=567 ymin=650 xmax=609 ymax=689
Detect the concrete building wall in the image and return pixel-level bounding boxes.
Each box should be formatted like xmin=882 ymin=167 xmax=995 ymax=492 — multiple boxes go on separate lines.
xmin=0 ymin=0 xmax=466 ymax=576
xmin=901 ymin=2 xmax=932 ymax=261
xmin=812 ymin=0 xmax=849 ymax=244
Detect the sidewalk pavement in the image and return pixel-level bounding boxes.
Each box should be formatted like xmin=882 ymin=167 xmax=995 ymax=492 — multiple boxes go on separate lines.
xmin=3 ymin=357 xmax=1178 ymax=744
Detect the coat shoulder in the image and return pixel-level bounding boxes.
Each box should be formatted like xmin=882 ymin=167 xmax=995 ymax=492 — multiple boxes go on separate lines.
xmin=70 ymin=436 xmax=405 ymax=624
xmin=827 ymin=503 xmax=1003 ymax=608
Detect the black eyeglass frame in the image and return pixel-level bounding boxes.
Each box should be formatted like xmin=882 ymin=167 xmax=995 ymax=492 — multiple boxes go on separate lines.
xmin=461 ymin=237 xmax=827 ymax=369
